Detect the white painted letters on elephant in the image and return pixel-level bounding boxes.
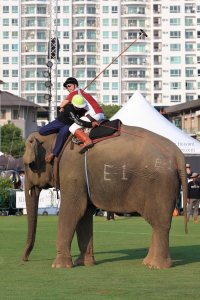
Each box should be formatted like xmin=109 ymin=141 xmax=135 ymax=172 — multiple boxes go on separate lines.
xmin=104 ymin=164 xmax=128 ymax=181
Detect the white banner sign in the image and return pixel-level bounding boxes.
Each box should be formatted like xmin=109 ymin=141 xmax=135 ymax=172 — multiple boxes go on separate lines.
xmin=16 ymin=189 xmax=60 ymax=209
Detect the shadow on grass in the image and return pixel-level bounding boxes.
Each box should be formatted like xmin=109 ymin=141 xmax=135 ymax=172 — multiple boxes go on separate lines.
xmin=94 ymin=245 xmax=200 ymax=267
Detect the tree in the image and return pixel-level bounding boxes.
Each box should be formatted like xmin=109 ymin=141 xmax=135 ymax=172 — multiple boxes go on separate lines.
xmin=0 ymin=178 xmax=14 ymax=207
xmin=100 ymin=104 xmax=122 ymax=119
xmin=0 ymin=121 xmax=25 ymax=158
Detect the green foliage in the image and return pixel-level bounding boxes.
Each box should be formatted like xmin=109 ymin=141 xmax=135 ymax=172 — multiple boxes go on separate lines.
xmin=101 ymin=104 xmax=122 ymax=119
xmin=0 ymin=121 xmax=25 ymax=158
xmin=0 ymin=178 xmax=14 ymax=207
xmin=0 ymin=216 xmax=199 ymax=299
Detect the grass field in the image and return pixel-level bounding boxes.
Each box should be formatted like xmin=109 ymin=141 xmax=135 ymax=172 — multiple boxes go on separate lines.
xmin=0 ymin=215 xmax=200 ymax=300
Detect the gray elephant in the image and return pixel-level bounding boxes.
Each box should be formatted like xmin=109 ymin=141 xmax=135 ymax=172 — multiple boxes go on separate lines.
xmin=23 ymin=125 xmax=187 ymax=269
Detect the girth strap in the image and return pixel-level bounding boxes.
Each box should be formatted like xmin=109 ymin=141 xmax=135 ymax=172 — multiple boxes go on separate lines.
xmin=84 ymin=151 xmax=92 ymax=202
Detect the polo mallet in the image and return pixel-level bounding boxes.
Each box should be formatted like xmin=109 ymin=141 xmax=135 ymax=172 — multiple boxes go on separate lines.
xmin=83 ymin=29 xmax=148 ymax=91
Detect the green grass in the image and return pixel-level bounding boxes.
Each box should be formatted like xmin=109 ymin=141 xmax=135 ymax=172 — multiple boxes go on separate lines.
xmin=0 ymin=216 xmax=200 ymax=300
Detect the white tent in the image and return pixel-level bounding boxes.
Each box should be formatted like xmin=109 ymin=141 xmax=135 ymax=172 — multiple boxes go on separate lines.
xmin=111 ymin=91 xmax=200 ymax=155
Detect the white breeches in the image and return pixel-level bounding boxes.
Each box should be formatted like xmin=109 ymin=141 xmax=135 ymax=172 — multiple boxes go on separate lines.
xmin=69 ymin=113 xmax=104 ymax=134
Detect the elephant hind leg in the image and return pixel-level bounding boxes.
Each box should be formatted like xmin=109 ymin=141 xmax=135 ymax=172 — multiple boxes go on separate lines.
xmin=148 ymin=228 xmax=172 ymax=269
xmin=74 ymin=204 xmax=96 ymax=267
xmin=142 ymin=230 xmax=154 ymax=266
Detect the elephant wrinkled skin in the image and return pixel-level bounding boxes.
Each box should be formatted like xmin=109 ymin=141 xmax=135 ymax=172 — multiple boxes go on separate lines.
xmin=23 ymin=125 xmax=187 ymax=269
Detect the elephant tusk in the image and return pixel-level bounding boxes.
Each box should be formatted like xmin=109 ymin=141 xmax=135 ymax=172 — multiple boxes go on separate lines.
xmin=29 ymin=189 xmax=31 ymax=196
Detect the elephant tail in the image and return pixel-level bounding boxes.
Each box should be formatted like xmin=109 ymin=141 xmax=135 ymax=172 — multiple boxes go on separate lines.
xmin=176 ymin=153 xmax=188 ymax=234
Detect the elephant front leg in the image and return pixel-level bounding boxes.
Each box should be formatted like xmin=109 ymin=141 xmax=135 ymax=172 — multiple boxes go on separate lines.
xmin=52 ymin=204 xmax=83 ymax=268
xmin=74 ymin=205 xmax=96 ymax=267
xmin=149 ymin=229 xmax=172 ymax=269
xmin=142 ymin=230 xmax=154 ymax=266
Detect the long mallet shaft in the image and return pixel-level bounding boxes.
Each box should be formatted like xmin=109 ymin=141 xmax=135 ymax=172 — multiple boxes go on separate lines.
xmin=83 ymin=29 xmax=148 ymax=91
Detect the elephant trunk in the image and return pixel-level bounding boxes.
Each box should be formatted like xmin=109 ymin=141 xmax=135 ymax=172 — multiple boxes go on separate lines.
xmin=22 ymin=175 xmax=41 ymax=261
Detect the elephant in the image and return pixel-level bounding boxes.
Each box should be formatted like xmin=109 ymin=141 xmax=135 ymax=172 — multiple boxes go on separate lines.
xmin=22 ymin=124 xmax=187 ymax=269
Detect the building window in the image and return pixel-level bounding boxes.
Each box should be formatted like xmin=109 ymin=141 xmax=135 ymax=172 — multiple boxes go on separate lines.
xmin=13 ymin=110 xmax=19 ymax=119
xmin=103 ymin=57 xmax=109 ymax=64
xmin=12 ymin=6 xmax=18 ymax=13
xmin=112 ymin=83 xmax=118 ymax=90
xmin=26 ymin=7 xmax=35 ymax=14
xmin=3 ymin=44 xmax=9 ymax=51
xmin=0 ymin=110 xmax=6 ymax=119
xmin=103 ymin=70 xmax=109 ymax=77
xmin=170 ymin=31 xmax=181 ymax=38
xmin=103 ymin=32 xmax=109 ymax=39
xmin=103 ymin=44 xmax=109 ymax=51
xmin=112 ymin=6 xmax=118 ymax=13
xmin=112 ymin=44 xmax=118 ymax=51
xmin=170 ymin=57 xmax=181 ymax=64
xmin=3 ymin=6 xmax=9 ymax=13
xmin=170 ymin=82 xmax=181 ymax=89
xmin=186 ymin=56 xmax=194 ymax=64
xmin=63 ymin=31 xmax=69 ymax=39
xmin=3 ymin=32 xmax=9 ymax=39
xmin=57 ymin=70 xmax=61 ymax=77
xmin=170 ymin=70 xmax=181 ymax=77
xmin=3 ymin=70 xmax=9 ymax=77
xmin=112 ymin=95 xmax=118 ymax=103
xmin=63 ymin=19 xmax=69 ymax=26
xmin=103 ymin=6 xmax=109 ymax=13
xmin=26 ymin=96 xmax=35 ymax=102
xmin=103 ymin=95 xmax=109 ymax=103
xmin=12 ymin=44 xmax=18 ymax=51
xmin=170 ymin=95 xmax=181 ymax=102
xmin=170 ymin=6 xmax=180 ymax=13
xmin=57 ymin=6 xmax=60 ymax=13
xmin=63 ymin=44 xmax=69 ymax=51
xmin=3 ymin=83 xmax=9 ymax=91
xmin=63 ymin=70 xmax=69 ymax=77
xmin=63 ymin=6 xmax=69 ymax=13
xmin=186 ymin=69 xmax=194 ymax=77
xmin=186 ymin=95 xmax=194 ymax=102
xmin=112 ymin=57 xmax=118 ymax=64
xmin=3 ymin=19 xmax=9 ymax=26
xmin=103 ymin=82 xmax=109 ymax=90
xmin=112 ymin=19 xmax=118 ymax=26
xmin=170 ymin=44 xmax=181 ymax=51
xmin=186 ymin=43 xmax=194 ymax=51
xmin=32 ymin=112 xmax=36 ymax=122
xmin=56 ymin=19 xmax=60 ymax=26
xmin=12 ymin=70 xmax=18 ymax=77
xmin=170 ymin=18 xmax=180 ymax=26
xmin=12 ymin=32 xmax=18 ymax=38
xmin=26 ymin=83 xmax=35 ymax=91
xmin=3 ymin=57 xmax=9 ymax=64
xmin=63 ymin=57 xmax=69 ymax=64
xmin=12 ymin=83 xmax=18 ymax=90
xmin=112 ymin=32 xmax=118 ymax=39
xmin=103 ymin=19 xmax=109 ymax=26
xmin=12 ymin=19 xmax=18 ymax=26
xmin=112 ymin=70 xmax=118 ymax=77
xmin=197 ymin=44 xmax=200 ymax=51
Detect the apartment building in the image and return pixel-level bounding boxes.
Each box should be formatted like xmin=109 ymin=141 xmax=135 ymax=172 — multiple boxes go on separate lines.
xmin=0 ymin=0 xmax=200 ymax=112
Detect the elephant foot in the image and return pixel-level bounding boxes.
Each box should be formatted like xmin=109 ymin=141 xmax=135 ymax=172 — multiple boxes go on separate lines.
xmin=149 ymin=257 xmax=172 ymax=269
xmin=52 ymin=255 xmax=73 ymax=268
xmin=73 ymin=255 xmax=96 ymax=267
xmin=142 ymin=255 xmax=153 ymax=266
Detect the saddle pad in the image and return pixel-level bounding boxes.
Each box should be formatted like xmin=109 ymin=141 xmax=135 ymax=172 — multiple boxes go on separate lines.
xmin=89 ymin=119 xmax=121 ymax=140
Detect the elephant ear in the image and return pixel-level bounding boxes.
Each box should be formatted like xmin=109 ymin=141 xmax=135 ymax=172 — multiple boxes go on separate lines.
xmin=23 ymin=136 xmax=39 ymax=165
